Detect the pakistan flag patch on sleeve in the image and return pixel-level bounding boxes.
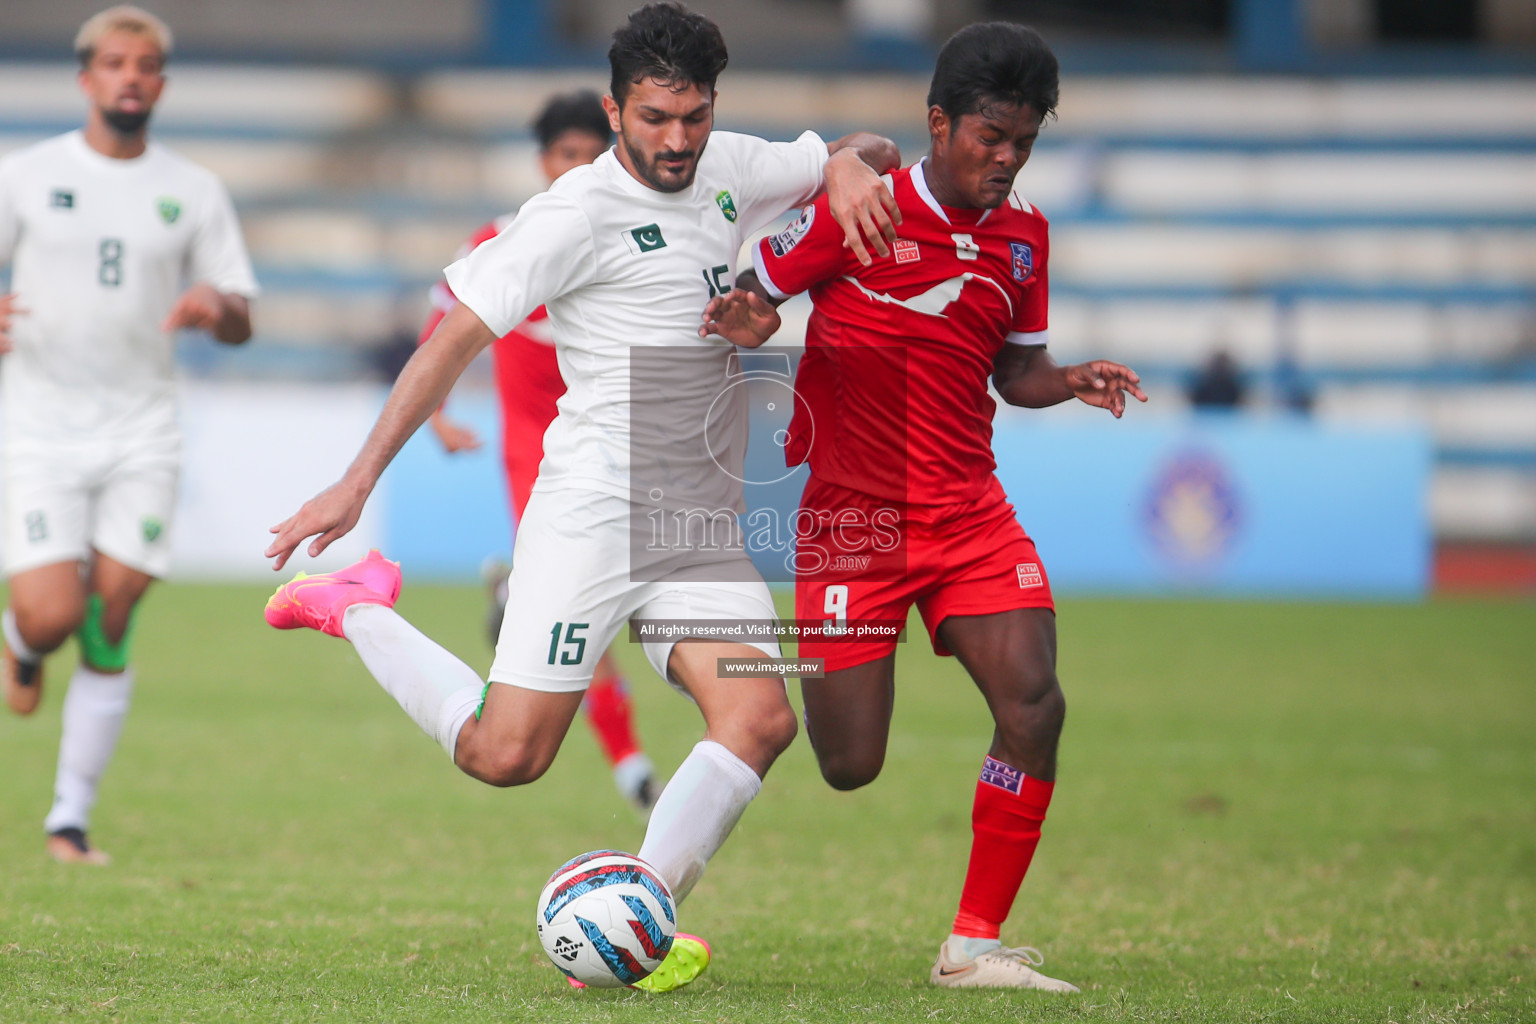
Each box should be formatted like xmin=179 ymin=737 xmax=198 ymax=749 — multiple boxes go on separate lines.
xmin=141 ymin=517 xmax=164 ymax=543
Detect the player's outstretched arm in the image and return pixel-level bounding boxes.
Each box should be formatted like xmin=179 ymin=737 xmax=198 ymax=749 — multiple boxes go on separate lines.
xmin=699 ymin=271 xmax=783 ymax=348
xmin=0 ymin=293 xmax=25 ymax=354
xmin=993 ymin=343 xmax=1148 ymax=418
xmin=824 ymin=133 xmax=902 ymax=266
xmin=163 ymin=282 xmax=252 ymax=344
xmin=265 ymin=302 xmax=497 ymax=570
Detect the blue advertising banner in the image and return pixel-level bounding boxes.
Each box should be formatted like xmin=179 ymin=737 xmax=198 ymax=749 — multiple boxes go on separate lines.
xmin=382 ymin=395 xmax=513 ymax=579
xmin=991 ymin=415 xmax=1432 ymax=597
xmin=382 ymin=390 xmax=1431 ymax=598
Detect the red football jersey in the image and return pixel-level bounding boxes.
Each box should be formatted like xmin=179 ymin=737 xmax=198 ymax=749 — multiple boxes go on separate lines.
xmin=753 ymin=160 xmax=1049 ymax=505
xmin=419 ymin=218 xmax=565 ymax=519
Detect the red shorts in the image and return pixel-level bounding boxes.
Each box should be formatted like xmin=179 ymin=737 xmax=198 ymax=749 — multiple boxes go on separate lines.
xmin=794 ymin=476 xmax=1054 ymax=671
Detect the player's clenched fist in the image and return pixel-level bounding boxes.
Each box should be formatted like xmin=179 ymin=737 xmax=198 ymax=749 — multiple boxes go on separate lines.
xmin=1063 ymin=360 xmax=1148 ymax=419
xmin=162 ymin=282 xmax=225 ymax=332
xmin=161 ymin=282 xmax=252 ymax=344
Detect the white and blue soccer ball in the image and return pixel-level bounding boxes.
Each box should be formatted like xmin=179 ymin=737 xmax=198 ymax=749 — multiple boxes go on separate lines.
xmin=535 ymin=850 xmax=676 ymax=988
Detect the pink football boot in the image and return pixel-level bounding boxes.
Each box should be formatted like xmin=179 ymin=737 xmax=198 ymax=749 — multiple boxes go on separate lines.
xmin=265 ymin=549 xmax=402 ymax=638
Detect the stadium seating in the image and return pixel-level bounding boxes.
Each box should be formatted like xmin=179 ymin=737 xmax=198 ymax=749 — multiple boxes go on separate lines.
xmin=1 ymin=69 xmax=1531 ymax=542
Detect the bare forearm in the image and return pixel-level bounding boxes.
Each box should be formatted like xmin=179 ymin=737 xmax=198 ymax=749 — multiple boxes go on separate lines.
xmin=828 ymin=132 xmax=901 ymax=175
xmin=995 ymin=346 xmax=1072 ymax=408
xmin=346 ymin=305 xmax=494 ymax=486
xmin=734 ymin=270 xmax=782 ymax=308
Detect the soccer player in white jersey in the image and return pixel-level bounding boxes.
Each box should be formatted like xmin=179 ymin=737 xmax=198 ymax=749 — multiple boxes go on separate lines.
xmin=265 ymin=1 xmax=897 ymax=991
xmin=0 ymin=6 xmax=257 ymax=864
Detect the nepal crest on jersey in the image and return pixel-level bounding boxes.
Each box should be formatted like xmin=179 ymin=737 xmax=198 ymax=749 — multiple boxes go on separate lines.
xmin=1009 ymin=242 xmax=1033 ymax=283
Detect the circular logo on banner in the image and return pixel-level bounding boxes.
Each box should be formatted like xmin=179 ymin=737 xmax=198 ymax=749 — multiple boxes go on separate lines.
xmin=1143 ymin=451 xmax=1241 ymax=563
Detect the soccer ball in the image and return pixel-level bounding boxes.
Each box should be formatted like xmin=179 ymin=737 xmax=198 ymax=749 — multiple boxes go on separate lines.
xmin=535 ymin=850 xmax=676 ymax=988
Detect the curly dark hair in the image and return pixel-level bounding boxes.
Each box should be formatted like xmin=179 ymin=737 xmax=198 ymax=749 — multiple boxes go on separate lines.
xmin=608 ymin=2 xmax=729 ymax=107
xmin=927 ymin=22 xmax=1059 ymax=123
xmin=533 ymin=90 xmax=613 ymax=149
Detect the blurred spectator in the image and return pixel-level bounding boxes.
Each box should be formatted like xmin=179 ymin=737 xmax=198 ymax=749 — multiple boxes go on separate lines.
xmin=1188 ymin=349 xmax=1245 ymax=409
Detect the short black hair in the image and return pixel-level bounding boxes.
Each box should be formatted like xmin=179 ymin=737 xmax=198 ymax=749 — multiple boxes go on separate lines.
xmin=927 ymin=22 xmax=1059 ymax=124
xmin=533 ymin=90 xmax=613 ymax=150
xmin=608 ymin=2 xmax=728 ymax=108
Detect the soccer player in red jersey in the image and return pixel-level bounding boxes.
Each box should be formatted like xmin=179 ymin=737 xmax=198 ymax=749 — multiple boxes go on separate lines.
xmin=703 ymin=23 xmax=1145 ymax=990
xmin=419 ymin=92 xmax=659 ymax=815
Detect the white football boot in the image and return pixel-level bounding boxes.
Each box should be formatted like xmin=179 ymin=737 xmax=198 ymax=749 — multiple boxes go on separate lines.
xmin=930 ymin=941 xmax=1080 ymax=991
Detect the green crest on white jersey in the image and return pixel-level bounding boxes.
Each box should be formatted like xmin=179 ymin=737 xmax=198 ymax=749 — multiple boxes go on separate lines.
xmin=715 ymin=190 xmax=737 ymax=223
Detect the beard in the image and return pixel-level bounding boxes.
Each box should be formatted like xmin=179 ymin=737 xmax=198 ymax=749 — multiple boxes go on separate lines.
xmin=621 ymin=135 xmax=700 ymax=193
xmin=103 ymin=107 xmax=151 ymax=135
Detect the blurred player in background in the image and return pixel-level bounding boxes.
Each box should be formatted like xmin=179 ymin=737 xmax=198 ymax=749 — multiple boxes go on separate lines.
xmin=265 ymin=1 xmax=898 ymax=993
xmin=420 ymin=91 xmax=660 ymax=817
xmin=0 ymin=6 xmax=257 ymax=864
xmin=706 ymin=22 xmax=1144 ymax=990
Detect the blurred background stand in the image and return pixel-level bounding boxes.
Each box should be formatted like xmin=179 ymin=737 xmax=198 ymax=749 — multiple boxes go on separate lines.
xmin=0 ymin=0 xmax=1530 ymax=590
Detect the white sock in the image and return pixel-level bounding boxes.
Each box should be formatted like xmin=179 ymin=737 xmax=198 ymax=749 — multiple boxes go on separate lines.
xmin=638 ymin=739 xmax=762 ymax=904
xmin=946 ymin=934 xmax=1004 ymax=962
xmin=2 ymin=608 xmax=41 ymax=664
xmin=341 ymin=603 xmax=485 ymax=758
xmin=43 ymin=665 xmax=134 ymax=834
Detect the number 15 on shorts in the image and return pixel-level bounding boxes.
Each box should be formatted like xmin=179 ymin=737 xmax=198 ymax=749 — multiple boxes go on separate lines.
xmin=547 ymin=621 xmax=588 ymax=665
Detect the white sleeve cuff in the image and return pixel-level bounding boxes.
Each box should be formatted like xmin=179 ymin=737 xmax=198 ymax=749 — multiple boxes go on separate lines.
xmin=1005 ymin=330 xmax=1049 ymax=347
xmin=750 ymin=243 xmax=792 ymax=301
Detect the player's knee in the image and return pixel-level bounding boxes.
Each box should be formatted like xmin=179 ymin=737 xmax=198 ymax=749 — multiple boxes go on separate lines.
xmin=817 ymin=747 xmax=884 ymax=791
xmin=996 ymin=671 xmax=1065 ymax=747
xmin=13 ymin=600 xmax=85 ymax=652
xmin=458 ymin=740 xmax=553 ymax=788
xmin=751 ymin=699 xmax=799 ymax=759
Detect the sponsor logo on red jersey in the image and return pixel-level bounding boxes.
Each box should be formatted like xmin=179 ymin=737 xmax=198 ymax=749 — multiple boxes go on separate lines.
xmin=893 ymin=238 xmax=920 ymax=264
xmin=1016 ymin=562 xmax=1044 ymax=588
xmin=1010 ymin=242 xmax=1033 ymax=283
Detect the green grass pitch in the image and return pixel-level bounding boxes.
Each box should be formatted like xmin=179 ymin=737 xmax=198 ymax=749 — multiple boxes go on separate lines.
xmin=1 ymin=584 xmax=1532 ymax=1022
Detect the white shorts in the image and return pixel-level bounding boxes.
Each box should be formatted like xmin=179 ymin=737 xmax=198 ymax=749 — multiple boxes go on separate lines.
xmin=490 ymin=488 xmax=782 ymax=693
xmin=2 ymin=435 xmax=180 ymax=578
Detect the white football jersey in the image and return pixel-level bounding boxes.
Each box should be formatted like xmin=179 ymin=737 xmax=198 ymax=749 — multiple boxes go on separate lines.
xmin=445 ymin=130 xmax=827 ymax=510
xmin=0 ymin=131 xmax=258 ymax=444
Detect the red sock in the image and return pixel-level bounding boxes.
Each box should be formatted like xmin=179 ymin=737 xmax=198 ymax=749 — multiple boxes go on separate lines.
xmin=582 ymin=670 xmax=641 ymax=767
xmin=952 ymin=756 xmax=1054 ymax=939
